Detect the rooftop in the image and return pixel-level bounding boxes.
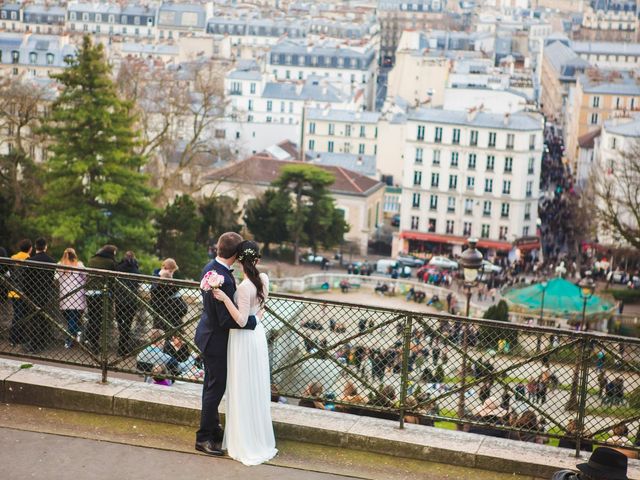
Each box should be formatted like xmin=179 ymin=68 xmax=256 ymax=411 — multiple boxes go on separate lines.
xmin=408 ymin=108 xmax=543 ymax=131
xmin=579 ymin=70 xmax=640 ymax=95
xmin=204 ymin=156 xmax=383 ymax=197
xmin=306 ymin=108 xmax=380 ymax=123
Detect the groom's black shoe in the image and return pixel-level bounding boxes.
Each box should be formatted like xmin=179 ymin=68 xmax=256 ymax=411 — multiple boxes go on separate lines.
xmin=195 ymin=440 xmax=224 ymax=456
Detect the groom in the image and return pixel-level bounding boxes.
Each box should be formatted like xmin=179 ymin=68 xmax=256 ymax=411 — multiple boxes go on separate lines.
xmin=194 ymin=232 xmax=257 ymax=456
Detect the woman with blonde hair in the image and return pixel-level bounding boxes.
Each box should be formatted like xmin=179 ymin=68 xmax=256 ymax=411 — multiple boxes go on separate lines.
xmin=56 ymin=248 xmax=87 ymax=349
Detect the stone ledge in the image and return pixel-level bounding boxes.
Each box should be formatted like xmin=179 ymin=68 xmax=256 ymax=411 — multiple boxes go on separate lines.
xmin=0 ymin=358 xmax=637 ymax=479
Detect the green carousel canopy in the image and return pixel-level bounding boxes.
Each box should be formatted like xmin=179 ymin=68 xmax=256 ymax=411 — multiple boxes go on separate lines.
xmin=504 ymin=278 xmax=613 ymax=317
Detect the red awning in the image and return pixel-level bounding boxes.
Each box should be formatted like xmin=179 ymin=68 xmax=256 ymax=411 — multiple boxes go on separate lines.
xmin=514 ymin=237 xmax=541 ymax=251
xmin=400 ymin=231 xmax=512 ymax=251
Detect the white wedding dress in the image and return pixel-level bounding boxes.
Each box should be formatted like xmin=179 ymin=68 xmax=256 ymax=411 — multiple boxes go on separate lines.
xmin=223 ymin=273 xmax=277 ymax=466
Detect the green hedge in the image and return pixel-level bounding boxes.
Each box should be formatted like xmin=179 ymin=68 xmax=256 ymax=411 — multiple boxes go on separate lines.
xmin=603 ymin=289 xmax=640 ymax=303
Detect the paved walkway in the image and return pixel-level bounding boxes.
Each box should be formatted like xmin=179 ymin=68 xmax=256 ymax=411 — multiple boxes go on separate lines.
xmin=0 ymin=427 xmax=354 ymax=480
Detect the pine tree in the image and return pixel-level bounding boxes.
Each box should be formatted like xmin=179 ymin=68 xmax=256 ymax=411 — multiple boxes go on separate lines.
xmin=243 ymin=189 xmax=291 ymax=254
xmin=156 ymin=195 xmax=207 ymax=279
xmin=197 ymin=195 xmax=242 ymax=246
xmin=37 ymin=36 xmax=155 ymax=256
xmin=274 ymin=164 xmax=339 ymax=265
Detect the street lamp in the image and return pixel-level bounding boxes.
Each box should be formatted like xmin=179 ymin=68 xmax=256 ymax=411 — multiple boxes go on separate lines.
xmin=536 ymin=281 xmax=548 ymax=353
xmin=460 ymin=238 xmax=484 ymax=317
xmin=579 ymin=272 xmax=596 ymax=331
xmin=457 ymin=238 xmax=483 ymax=425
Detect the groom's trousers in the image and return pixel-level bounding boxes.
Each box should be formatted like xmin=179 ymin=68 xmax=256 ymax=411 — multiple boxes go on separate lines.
xmin=196 ymin=352 xmax=226 ymax=443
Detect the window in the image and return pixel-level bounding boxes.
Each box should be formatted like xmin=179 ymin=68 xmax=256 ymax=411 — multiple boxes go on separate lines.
xmin=590 ymin=112 xmax=599 ymax=125
xmin=280 ymin=101 xmax=285 ymax=113
xmin=109 ymin=14 xmax=115 ymax=23
xmin=70 ymin=12 xmax=76 ymax=20
xmin=230 ymin=81 xmax=242 ymax=94
xmin=499 ymin=226 xmax=508 ymax=240
xmin=29 ymin=52 xmax=37 ymax=64
xmin=447 ymin=196 xmax=455 ymax=213
xmin=412 ymin=193 xmax=421 ymax=208
xmin=592 ymin=96 xmax=600 ymax=108
xmin=11 ymin=50 xmax=19 ymax=63
xmin=523 ymin=226 xmax=530 ymax=236
xmin=309 ymin=122 xmax=316 ymax=134
xmin=468 ymin=153 xmax=476 ymax=169
xmin=464 ymin=199 xmax=473 ymax=214
xmin=417 ymin=125 xmax=425 ymax=140
xmin=451 ymin=151 xmax=459 ymax=167
xmin=250 ymin=83 xmax=256 ymax=94
xmin=431 ymin=173 xmax=439 ymax=187
xmin=506 ymin=134 xmax=514 ymax=150
xmin=486 ymin=155 xmax=495 ymax=171
xmin=528 ymin=157 xmax=534 ymax=174
xmin=434 ymin=127 xmax=442 ymax=143
xmin=529 ymin=134 xmax=536 ymax=150
xmin=215 ymin=129 xmax=226 ymax=139
xmin=526 ymin=181 xmax=533 ymax=197
xmin=484 ymin=179 xmax=493 ymax=193
xmin=411 ymin=216 xmax=419 ymax=230
xmin=266 ymin=100 xmax=273 ymax=112
xmin=611 ymin=136 xmax=617 ymax=150
xmin=247 ymin=114 xmax=253 ymax=122
xmin=488 ymin=132 xmax=496 ymax=147
xmin=358 ymin=144 xmax=365 ymax=154
xmin=481 ymin=224 xmax=490 ymax=238
xmin=359 ymin=125 xmax=366 ymax=137
xmin=428 ymin=218 xmax=436 ymax=232
xmin=429 ymin=195 xmax=438 ymax=210
xmin=345 ymin=125 xmax=352 ymax=137
xmin=482 ymin=201 xmax=492 ymax=216
xmin=415 ymin=147 xmax=423 ymax=164
xmin=501 ymin=202 xmax=510 ymax=218
xmin=446 ymin=220 xmax=454 ymax=234
xmin=308 ymin=139 xmax=315 ymax=150
xmin=466 ymin=176 xmax=475 ymax=190
xmin=432 ymin=150 xmax=440 ymax=165
xmin=328 ymin=123 xmax=335 ymax=135
xmin=448 ymin=174 xmax=457 ymax=190
xmin=502 ymin=180 xmax=511 ymax=194
xmin=463 ymin=222 xmax=472 ymax=236
xmin=470 ymin=130 xmax=478 ymax=146
xmin=82 ymin=12 xmax=89 ymax=21
xmin=46 ymin=53 xmax=54 ymax=65
xmin=452 ymin=128 xmax=460 ymax=144
xmin=328 ymin=141 xmax=334 ymax=152
xmin=524 ymin=203 xmax=531 ymax=220
xmin=413 ymin=171 xmax=422 ymax=186
xmin=504 ymin=157 xmax=513 ymax=173
xmin=266 ymin=116 xmax=272 ymax=123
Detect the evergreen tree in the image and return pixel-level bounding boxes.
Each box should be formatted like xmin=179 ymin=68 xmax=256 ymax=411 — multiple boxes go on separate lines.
xmin=274 ymin=164 xmax=340 ymax=264
xmin=37 ymin=36 xmax=155 ymax=256
xmin=304 ymin=194 xmax=348 ymax=253
xmin=155 ymin=195 xmax=207 ymax=279
xmin=197 ymin=195 xmax=242 ymax=246
xmin=243 ymin=189 xmax=290 ymax=254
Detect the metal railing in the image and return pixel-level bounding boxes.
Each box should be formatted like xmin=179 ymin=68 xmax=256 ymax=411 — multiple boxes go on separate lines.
xmin=1 ymin=257 xmax=640 ymax=457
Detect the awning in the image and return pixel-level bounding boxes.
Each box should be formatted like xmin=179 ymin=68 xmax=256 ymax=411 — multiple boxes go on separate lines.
xmin=399 ymin=231 xmax=512 ymax=251
xmin=514 ymin=236 xmax=541 ymax=251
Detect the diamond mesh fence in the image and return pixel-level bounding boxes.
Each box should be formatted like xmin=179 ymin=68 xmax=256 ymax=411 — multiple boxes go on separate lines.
xmin=1 ymin=257 xmax=640 ymax=454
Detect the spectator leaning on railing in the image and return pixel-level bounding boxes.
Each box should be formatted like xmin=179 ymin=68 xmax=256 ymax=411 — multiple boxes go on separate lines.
xmin=8 ymin=239 xmax=32 ymax=347
xmin=114 ymin=251 xmax=140 ymax=356
xmin=85 ymin=245 xmax=117 ymax=353
xmin=55 ymin=248 xmax=87 ymax=349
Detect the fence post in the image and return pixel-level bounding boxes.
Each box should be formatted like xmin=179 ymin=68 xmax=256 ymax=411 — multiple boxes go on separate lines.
xmin=398 ymin=314 xmax=413 ymax=430
xmin=574 ymin=337 xmax=591 ymax=458
xmin=100 ymin=279 xmax=110 ymax=383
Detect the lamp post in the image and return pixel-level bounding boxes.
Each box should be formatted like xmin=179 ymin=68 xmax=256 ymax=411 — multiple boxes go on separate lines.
xmin=579 ymin=272 xmax=596 ymax=331
xmin=457 ymin=238 xmax=483 ymax=424
xmin=536 ymin=281 xmax=548 ymax=353
xmin=566 ymin=271 xmax=596 ymax=411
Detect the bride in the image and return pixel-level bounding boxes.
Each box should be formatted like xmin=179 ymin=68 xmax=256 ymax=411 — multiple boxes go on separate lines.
xmin=212 ymin=240 xmax=277 ymax=466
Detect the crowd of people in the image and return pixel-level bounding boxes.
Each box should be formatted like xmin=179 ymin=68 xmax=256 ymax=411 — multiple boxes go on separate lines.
xmin=1 ymin=239 xmax=190 ymax=374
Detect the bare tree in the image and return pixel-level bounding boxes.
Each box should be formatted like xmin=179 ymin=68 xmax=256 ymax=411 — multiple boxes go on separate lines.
xmin=0 ymin=75 xmax=48 ymax=214
xmin=592 ymin=141 xmax=640 ymax=249
xmin=116 ymin=56 xmax=238 ymax=205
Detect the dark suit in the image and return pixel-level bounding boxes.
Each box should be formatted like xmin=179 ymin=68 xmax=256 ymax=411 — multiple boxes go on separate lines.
xmin=21 ymin=252 xmax=56 ymax=352
xmin=195 ymin=259 xmax=256 ymax=443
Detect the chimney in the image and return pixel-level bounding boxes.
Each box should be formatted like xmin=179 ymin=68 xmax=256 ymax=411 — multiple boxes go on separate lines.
xmin=467 ymin=106 xmax=478 ymax=122
xmin=503 ymin=112 xmax=510 ymax=126
xmin=356 ymin=155 xmax=363 ymax=166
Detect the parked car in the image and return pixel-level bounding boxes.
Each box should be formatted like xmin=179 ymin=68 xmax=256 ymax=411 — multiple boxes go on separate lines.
xmin=304 ymin=254 xmax=331 ymax=266
xmin=481 ymin=260 xmax=502 ymax=273
xmin=391 ymin=214 xmax=400 ymax=227
xmin=397 ymin=255 xmax=425 ymax=268
xmin=428 ymin=256 xmax=459 ymax=270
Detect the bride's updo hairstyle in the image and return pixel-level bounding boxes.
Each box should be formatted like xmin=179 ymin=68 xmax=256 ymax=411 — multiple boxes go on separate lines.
xmin=236 ymin=240 xmax=265 ymax=305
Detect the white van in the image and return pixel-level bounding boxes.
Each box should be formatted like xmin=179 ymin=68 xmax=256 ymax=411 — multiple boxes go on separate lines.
xmin=376 ymin=259 xmax=399 ymax=275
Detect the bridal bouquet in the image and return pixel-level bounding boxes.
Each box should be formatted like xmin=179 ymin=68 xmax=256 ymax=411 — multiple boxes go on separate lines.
xmin=200 ymin=271 xmax=225 ymax=291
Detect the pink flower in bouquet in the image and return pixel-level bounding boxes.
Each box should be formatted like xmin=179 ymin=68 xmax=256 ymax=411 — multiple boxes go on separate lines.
xmin=200 ymin=271 xmax=225 ymax=291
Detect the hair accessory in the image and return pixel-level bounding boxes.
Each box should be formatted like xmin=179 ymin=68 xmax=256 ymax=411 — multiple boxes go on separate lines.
xmin=237 ymin=248 xmax=260 ymax=262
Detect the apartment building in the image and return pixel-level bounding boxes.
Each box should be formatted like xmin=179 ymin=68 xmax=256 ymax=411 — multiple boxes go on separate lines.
xmin=565 ymin=69 xmax=640 ymax=162
xmin=67 ymin=2 xmax=157 ymax=39
xmin=0 ymin=3 xmax=22 ymax=32
xmin=0 ymin=33 xmax=75 ymax=78
xmin=22 ymin=5 xmax=66 ymax=35
xmin=578 ymin=0 xmax=638 ymax=42
xmin=395 ymin=108 xmax=544 ymax=256
xmin=266 ymin=39 xmax=378 ymax=110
